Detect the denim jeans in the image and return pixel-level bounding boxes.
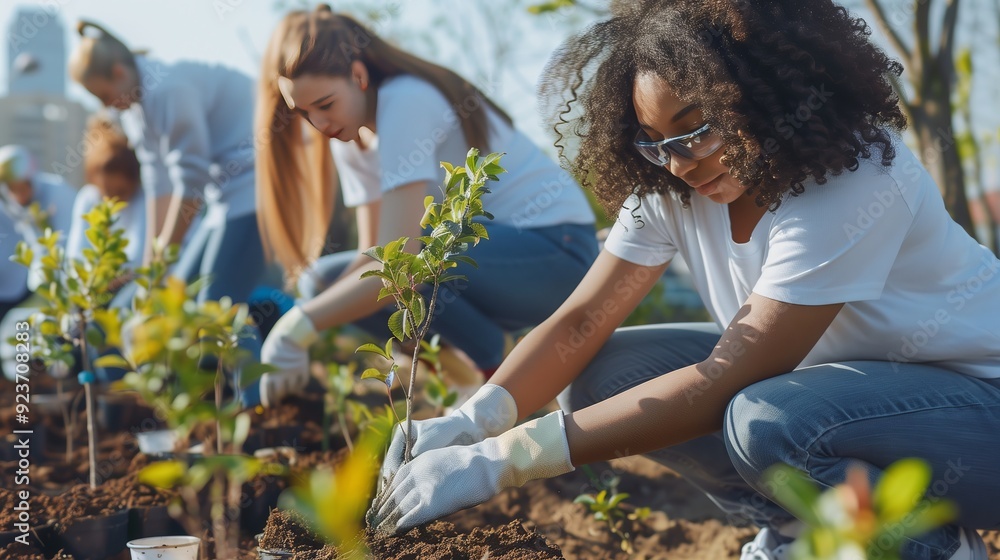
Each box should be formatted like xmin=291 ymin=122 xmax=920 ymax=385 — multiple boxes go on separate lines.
xmin=557 ymin=323 xmax=1000 ymax=560
xmin=172 ymin=211 xmax=266 ymax=304
xmin=299 ymin=222 xmax=599 ymax=370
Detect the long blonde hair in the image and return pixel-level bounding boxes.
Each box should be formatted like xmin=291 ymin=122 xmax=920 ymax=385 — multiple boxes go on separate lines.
xmin=256 ymin=4 xmax=513 ymax=282
xmin=69 ymin=20 xmax=136 ymax=82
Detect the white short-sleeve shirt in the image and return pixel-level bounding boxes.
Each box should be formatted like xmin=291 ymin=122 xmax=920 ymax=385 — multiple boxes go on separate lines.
xmin=0 ymin=173 xmax=77 ymax=299
xmin=331 ymin=75 xmax=594 ymax=230
xmin=66 ymin=185 xmax=146 ymax=269
xmin=604 ymin=137 xmax=1000 ymax=379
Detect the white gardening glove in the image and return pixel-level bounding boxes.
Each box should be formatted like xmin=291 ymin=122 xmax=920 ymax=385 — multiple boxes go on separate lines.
xmin=260 ymin=306 xmax=318 ymax=408
xmin=379 ymin=384 xmax=517 ymax=489
xmin=368 ymin=410 xmax=574 ymax=534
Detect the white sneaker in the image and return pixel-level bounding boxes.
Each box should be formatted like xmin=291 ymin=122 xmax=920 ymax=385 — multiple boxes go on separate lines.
xmin=740 ymin=527 xmax=794 ymax=560
xmin=951 ymin=527 xmax=988 ymax=560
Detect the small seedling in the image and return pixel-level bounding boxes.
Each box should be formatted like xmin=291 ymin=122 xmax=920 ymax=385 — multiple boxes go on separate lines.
xmin=419 ymin=335 xmax=458 ymax=416
xmin=574 ymin=470 xmax=650 ymax=553
xmin=324 ymin=362 xmax=359 ymax=452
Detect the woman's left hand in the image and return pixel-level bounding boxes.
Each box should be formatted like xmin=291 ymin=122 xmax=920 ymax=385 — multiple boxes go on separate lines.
xmin=368 ymin=410 xmax=575 ymax=535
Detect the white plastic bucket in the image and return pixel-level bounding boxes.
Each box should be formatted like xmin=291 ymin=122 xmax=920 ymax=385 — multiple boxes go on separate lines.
xmin=136 ymin=429 xmax=177 ymax=455
xmin=127 ymin=535 xmax=200 ymax=559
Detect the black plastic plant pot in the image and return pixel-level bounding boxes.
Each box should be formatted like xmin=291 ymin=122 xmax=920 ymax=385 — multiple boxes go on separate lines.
xmin=242 ymin=425 xmax=305 ymax=455
xmin=129 ymin=505 xmax=186 ymax=540
xmin=240 ymin=477 xmax=284 ymax=534
xmin=57 ymin=507 xmax=130 ymax=559
xmin=97 ymin=392 xmax=138 ymax=432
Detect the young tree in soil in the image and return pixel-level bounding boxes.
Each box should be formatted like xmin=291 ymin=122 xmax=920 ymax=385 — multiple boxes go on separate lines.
xmin=103 ymin=274 xmax=280 ymax=559
xmin=281 ymin=150 xmax=503 ymax=557
xmin=356 ymin=148 xmax=502 ymax=464
xmin=11 ymin=198 xmax=130 ymax=487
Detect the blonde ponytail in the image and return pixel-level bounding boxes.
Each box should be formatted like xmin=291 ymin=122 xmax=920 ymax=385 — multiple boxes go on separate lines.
xmin=69 ymin=20 xmax=136 ymax=82
xmin=255 ymin=12 xmax=336 ymax=284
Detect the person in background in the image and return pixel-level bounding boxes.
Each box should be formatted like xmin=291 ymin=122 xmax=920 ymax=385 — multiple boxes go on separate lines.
xmin=67 ymin=113 xmax=146 ymax=274
xmin=68 ymin=20 xmax=264 ymax=306
xmin=0 ymin=145 xmax=76 ymax=320
xmin=253 ymin=5 xmax=598 ymax=408
xmin=367 ymin=2 xmax=1000 ymax=559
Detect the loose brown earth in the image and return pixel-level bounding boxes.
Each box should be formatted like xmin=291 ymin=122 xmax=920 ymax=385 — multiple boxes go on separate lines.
xmin=2 ymin=372 xmax=998 ymax=560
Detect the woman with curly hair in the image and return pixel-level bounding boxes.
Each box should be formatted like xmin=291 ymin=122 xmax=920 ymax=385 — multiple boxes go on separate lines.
xmin=370 ymin=1 xmax=1000 ymax=558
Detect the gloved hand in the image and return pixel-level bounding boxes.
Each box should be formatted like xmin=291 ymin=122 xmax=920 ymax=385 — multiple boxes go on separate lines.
xmin=379 ymin=384 xmax=517 ymax=489
xmin=260 ymin=306 xmax=318 ymax=408
xmin=368 ymin=410 xmax=574 ymax=534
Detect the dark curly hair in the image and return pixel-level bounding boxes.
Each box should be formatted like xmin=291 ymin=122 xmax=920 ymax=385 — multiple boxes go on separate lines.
xmin=539 ymin=0 xmax=908 ymax=215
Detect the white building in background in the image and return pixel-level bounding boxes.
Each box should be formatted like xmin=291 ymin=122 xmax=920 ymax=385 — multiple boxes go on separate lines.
xmin=0 ymin=95 xmax=88 ymax=187
xmin=1 ymin=6 xmax=88 ymax=187
xmin=7 ymin=6 xmax=66 ymax=96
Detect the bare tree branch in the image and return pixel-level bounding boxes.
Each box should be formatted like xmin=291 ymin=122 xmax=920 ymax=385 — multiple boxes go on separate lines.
xmin=888 ymin=71 xmax=915 ymax=122
xmin=864 ymin=0 xmax=913 ymax=64
xmin=915 ymin=0 xmax=934 ymax=93
xmin=939 ymin=0 xmax=962 ymax=66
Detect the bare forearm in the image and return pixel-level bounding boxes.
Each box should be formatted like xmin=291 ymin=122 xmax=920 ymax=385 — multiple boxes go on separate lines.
xmin=562 ymin=295 xmax=845 ymax=467
xmin=563 ymin=363 xmax=729 ymax=466
xmin=300 ymin=258 xmax=395 ymax=331
xmin=157 ymin=194 xmax=200 ymax=248
xmin=491 ymin=309 xmax=620 ymax=421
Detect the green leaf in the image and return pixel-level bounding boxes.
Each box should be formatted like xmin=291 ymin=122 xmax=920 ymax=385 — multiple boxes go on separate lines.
xmin=361 ymin=368 xmax=388 ymax=383
xmin=95 ymin=354 xmax=132 ymax=370
xmin=442 ymin=392 xmax=458 ymax=407
xmin=873 ymin=458 xmax=931 ymax=523
xmin=574 ymin=494 xmax=597 ymax=505
xmin=232 ymin=412 xmax=252 ymax=449
xmin=362 ymin=246 xmax=384 ymax=262
xmin=898 ymin=500 xmax=956 ymax=538
xmin=388 ymin=309 xmax=405 ymax=341
xmin=356 ymin=343 xmax=390 ymax=360
xmin=138 ymin=460 xmax=186 ymax=489
xmin=469 ymin=222 xmax=489 ymax=239
xmin=449 ymin=255 xmax=479 ymax=269
xmin=608 ymin=493 xmax=630 ymax=508
xmin=764 ymin=465 xmax=822 ymax=527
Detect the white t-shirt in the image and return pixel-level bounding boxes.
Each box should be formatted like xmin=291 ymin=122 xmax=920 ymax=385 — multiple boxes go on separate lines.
xmin=0 ymin=173 xmax=77 ymax=300
xmin=605 ymin=137 xmax=1000 ymax=379
xmin=331 ymin=74 xmax=594 ymax=230
xmin=119 ymin=57 xmax=257 ymax=219
xmin=66 ymin=185 xmax=146 ymax=269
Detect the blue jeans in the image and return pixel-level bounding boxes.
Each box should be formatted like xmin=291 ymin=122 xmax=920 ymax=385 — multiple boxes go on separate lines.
xmin=558 ymin=323 xmax=1000 ymax=560
xmin=172 ymin=211 xmax=266 ymax=304
xmin=299 ymin=222 xmax=598 ymax=370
